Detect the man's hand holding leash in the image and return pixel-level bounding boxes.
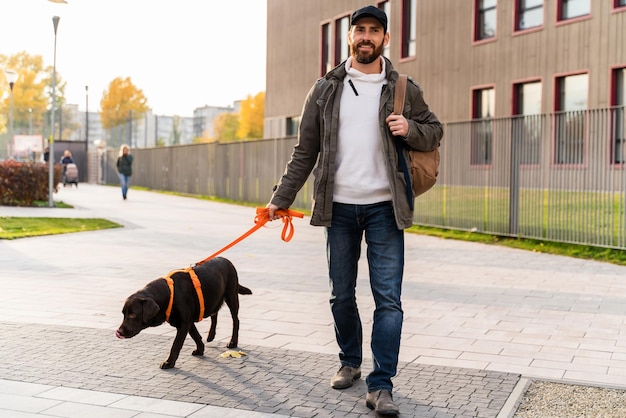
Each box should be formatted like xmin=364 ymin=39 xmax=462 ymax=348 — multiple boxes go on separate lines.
xmin=267 ymin=203 xmax=281 ymax=221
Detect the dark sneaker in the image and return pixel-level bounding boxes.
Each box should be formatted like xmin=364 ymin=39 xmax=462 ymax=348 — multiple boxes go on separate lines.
xmin=330 ymin=366 xmax=361 ymax=389
xmin=366 ymin=389 xmax=399 ymax=416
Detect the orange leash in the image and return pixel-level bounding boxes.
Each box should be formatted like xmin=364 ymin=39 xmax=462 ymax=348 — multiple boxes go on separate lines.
xmin=195 ymin=207 xmax=304 ymax=266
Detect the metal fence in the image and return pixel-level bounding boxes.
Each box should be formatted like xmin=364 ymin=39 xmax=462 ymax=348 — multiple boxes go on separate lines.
xmin=99 ymin=107 xmax=626 ymax=250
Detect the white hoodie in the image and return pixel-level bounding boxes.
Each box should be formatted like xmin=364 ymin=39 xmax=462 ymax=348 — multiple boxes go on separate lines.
xmin=333 ymin=57 xmax=392 ymax=204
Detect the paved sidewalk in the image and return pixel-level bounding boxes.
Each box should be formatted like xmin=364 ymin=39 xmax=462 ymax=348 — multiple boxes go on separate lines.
xmin=1 ymin=184 xmax=625 ymax=417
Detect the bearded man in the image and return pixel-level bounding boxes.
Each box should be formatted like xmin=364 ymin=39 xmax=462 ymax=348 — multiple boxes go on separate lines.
xmin=266 ymin=5 xmax=443 ymax=415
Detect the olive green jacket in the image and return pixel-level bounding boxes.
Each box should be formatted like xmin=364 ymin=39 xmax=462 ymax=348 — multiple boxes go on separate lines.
xmin=270 ymin=58 xmax=443 ymax=229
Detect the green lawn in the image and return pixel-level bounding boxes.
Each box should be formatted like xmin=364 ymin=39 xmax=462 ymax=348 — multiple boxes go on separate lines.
xmin=0 ymin=217 xmax=122 ymax=239
xmin=408 ymin=224 xmax=626 ymax=266
xmin=415 ymin=186 xmax=626 ymax=249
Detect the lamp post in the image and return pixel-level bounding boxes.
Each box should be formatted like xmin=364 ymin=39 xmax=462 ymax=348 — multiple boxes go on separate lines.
xmin=47 ymin=0 xmax=67 ymax=206
xmin=4 ymin=69 xmax=18 ymax=159
xmin=48 ymin=15 xmax=60 ymax=207
xmin=29 ymin=108 xmax=33 ymax=135
xmin=85 ymin=85 xmax=89 ymax=151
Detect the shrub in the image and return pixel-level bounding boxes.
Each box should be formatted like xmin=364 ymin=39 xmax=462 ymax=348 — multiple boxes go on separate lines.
xmin=0 ymin=161 xmax=62 ymax=206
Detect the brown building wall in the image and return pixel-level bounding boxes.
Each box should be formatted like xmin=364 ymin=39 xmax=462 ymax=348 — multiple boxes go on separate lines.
xmin=265 ymin=0 xmax=626 ymax=135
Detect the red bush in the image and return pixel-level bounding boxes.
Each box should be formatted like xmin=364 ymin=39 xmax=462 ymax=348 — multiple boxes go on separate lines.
xmin=0 ymin=161 xmax=62 ymax=206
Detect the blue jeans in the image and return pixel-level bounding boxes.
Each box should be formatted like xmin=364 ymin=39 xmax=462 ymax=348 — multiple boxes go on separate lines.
xmin=119 ymin=173 xmax=131 ymax=198
xmin=325 ymin=201 xmax=404 ymax=392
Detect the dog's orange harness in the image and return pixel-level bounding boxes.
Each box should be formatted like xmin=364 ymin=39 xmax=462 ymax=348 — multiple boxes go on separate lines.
xmin=163 ymin=267 xmax=205 ymax=323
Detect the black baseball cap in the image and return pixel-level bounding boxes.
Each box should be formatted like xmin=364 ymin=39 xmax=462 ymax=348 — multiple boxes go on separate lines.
xmin=351 ymin=5 xmax=388 ymax=33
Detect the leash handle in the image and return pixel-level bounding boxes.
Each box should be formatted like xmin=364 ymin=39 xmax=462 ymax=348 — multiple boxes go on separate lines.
xmin=195 ymin=207 xmax=304 ymax=265
xmin=255 ymin=207 xmax=304 ymax=242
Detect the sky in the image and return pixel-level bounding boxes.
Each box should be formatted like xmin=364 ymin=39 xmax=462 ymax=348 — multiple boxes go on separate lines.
xmin=1 ymin=0 xmax=267 ymax=117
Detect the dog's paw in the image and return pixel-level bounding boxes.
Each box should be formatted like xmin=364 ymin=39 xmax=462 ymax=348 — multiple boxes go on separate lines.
xmin=206 ymin=332 xmax=216 ymax=342
xmin=160 ymin=360 xmax=175 ymax=369
xmin=192 ymin=348 xmax=204 ymax=357
xmin=226 ymin=341 xmax=238 ymax=349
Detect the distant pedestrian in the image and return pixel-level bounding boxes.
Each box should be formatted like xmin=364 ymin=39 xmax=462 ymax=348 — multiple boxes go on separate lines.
xmin=116 ymin=144 xmax=133 ymax=200
xmin=61 ymin=149 xmax=73 ymax=165
xmin=60 ymin=150 xmax=74 ymax=184
xmin=42 ymin=146 xmax=50 ymax=163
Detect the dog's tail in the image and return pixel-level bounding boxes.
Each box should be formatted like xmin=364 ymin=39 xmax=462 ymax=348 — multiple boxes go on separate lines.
xmin=238 ymin=284 xmax=252 ymax=295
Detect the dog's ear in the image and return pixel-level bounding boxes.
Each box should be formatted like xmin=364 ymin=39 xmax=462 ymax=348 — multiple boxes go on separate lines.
xmin=141 ymin=298 xmax=161 ymax=323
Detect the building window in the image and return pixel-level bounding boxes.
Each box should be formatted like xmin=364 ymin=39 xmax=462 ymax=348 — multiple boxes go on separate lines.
xmin=616 ymin=0 xmax=626 ymax=9
xmin=611 ymin=68 xmax=626 ymax=163
xmin=558 ymin=0 xmax=590 ymax=20
xmin=379 ymin=1 xmax=391 ymax=58
xmin=401 ymin=0 xmax=417 ymax=58
xmin=475 ymin=0 xmax=497 ymax=41
xmin=555 ymin=73 xmax=588 ymax=164
xmin=334 ymin=15 xmax=350 ymax=65
xmin=321 ymin=23 xmax=331 ymax=76
xmin=516 ymin=0 xmax=543 ymax=31
xmin=513 ymin=81 xmax=542 ymax=164
xmin=286 ymin=116 xmax=300 ymax=137
xmin=471 ymin=87 xmax=495 ymax=165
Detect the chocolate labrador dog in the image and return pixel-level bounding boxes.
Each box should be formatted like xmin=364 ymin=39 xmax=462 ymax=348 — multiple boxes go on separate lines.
xmin=116 ymin=257 xmax=252 ymax=369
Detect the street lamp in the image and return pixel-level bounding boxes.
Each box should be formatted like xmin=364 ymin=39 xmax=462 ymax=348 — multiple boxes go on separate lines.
xmin=85 ymin=85 xmax=89 ymax=151
xmin=48 ymin=15 xmax=60 ymax=208
xmin=4 ymin=69 xmax=18 ymax=159
xmin=46 ymin=0 xmax=67 ymax=206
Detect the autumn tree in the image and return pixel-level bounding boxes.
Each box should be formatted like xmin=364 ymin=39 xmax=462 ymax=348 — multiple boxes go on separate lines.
xmin=0 ymin=51 xmax=70 ymax=149
xmin=236 ymin=92 xmax=264 ymax=140
xmin=99 ymin=77 xmax=148 ymax=129
xmin=213 ymin=112 xmax=240 ymax=143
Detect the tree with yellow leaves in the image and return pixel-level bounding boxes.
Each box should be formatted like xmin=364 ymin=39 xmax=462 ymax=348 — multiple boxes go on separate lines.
xmin=213 ymin=112 xmax=240 ymax=143
xmin=99 ymin=77 xmax=148 ymax=130
xmin=236 ymin=92 xmax=264 ymax=140
xmin=1 ymin=52 xmax=67 ymax=144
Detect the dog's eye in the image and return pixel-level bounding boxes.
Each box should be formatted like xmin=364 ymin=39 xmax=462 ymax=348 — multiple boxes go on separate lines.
xmin=128 ymin=313 xmax=137 ymax=320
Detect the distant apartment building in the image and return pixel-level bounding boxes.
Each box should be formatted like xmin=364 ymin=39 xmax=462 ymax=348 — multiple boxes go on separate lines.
xmin=66 ymin=107 xmax=104 ymax=146
xmin=66 ymin=109 xmax=194 ymax=148
xmin=193 ymin=104 xmax=236 ymax=139
xmin=264 ymin=0 xmax=626 ymax=140
xmin=67 ymin=104 xmax=238 ymax=149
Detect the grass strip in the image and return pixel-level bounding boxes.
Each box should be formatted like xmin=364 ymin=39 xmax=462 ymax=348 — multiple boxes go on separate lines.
xmin=0 ymin=217 xmax=122 ymax=240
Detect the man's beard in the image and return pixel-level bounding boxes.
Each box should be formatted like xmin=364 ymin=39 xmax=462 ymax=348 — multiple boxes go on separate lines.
xmin=351 ymin=41 xmax=384 ymax=64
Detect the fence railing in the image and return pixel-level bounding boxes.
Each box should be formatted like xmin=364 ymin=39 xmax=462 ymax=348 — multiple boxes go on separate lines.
xmin=99 ymin=107 xmax=626 ymax=250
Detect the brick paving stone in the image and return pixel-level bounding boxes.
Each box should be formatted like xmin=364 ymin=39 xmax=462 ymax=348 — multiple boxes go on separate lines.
xmin=0 ymin=322 xmax=519 ymax=417
xmin=5 ymin=185 xmax=625 ymax=417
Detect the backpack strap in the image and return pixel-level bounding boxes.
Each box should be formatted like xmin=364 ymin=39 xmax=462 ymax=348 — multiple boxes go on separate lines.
xmin=393 ymin=74 xmax=408 ymax=115
xmin=392 ymin=73 xmax=414 ymax=210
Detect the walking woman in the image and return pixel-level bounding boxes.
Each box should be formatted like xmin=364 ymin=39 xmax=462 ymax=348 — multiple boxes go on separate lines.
xmin=116 ymin=144 xmax=134 ymax=200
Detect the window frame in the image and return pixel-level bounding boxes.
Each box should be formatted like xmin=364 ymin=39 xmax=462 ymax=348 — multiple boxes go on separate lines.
xmin=556 ymin=0 xmax=591 ymax=24
xmin=514 ymin=0 xmax=544 ymax=33
xmin=553 ymin=71 xmax=589 ymax=166
xmin=512 ymin=79 xmax=543 ymax=165
xmin=320 ymin=21 xmax=332 ymax=76
xmin=286 ymin=116 xmax=300 ymax=137
xmin=610 ymin=66 xmax=626 ymax=164
xmin=474 ymin=0 xmax=497 ymax=43
xmin=401 ymin=0 xmax=417 ymax=59
xmin=470 ymin=85 xmax=496 ymax=166
xmin=334 ymin=15 xmax=350 ymax=66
